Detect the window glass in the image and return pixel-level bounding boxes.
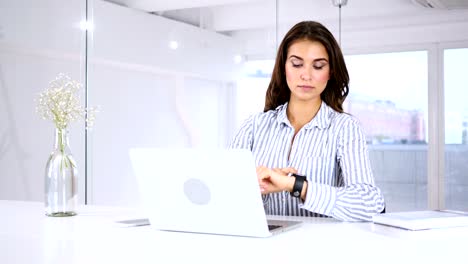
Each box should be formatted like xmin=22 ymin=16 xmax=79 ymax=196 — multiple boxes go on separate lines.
xmin=344 ymin=51 xmax=429 ymax=212
xmin=236 ymin=60 xmax=274 ymax=126
xmin=237 ymin=51 xmax=429 ymax=212
xmin=444 ymin=48 xmax=468 ymax=211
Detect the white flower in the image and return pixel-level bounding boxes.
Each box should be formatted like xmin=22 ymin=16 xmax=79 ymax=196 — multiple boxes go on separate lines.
xmin=36 ymin=73 xmax=97 ymax=130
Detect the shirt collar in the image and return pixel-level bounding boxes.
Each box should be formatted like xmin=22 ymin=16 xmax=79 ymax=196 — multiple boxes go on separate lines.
xmin=276 ymin=101 xmax=333 ymax=130
xmin=276 ymin=102 xmax=291 ymax=127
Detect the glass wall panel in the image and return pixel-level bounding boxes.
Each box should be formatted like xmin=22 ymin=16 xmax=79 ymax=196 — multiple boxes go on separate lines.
xmin=0 ymin=0 xmax=86 ymax=202
xmin=444 ymin=47 xmax=468 ymax=211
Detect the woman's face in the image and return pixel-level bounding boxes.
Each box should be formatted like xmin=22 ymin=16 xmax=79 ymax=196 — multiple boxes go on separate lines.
xmin=285 ymin=39 xmax=330 ymax=104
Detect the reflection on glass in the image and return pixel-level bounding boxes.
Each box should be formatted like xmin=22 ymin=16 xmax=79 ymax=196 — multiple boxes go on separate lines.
xmin=345 ymin=51 xmax=428 ymax=145
xmin=345 ymin=51 xmax=429 ymax=212
xmin=236 ymin=60 xmax=274 ymax=127
xmin=444 ymin=48 xmax=468 ymax=211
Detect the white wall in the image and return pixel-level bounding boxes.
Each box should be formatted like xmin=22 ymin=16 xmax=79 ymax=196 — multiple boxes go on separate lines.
xmin=91 ymin=1 xmax=243 ymax=80
xmin=87 ymin=0 xmax=242 ymax=206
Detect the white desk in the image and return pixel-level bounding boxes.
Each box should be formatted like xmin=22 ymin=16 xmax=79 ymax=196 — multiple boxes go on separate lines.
xmin=1 ymin=200 xmax=467 ymax=264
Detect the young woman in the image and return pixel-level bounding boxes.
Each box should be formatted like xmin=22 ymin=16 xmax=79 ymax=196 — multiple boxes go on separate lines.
xmin=230 ymin=21 xmax=385 ymax=221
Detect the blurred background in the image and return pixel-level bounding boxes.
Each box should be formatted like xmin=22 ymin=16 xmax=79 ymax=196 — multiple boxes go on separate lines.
xmin=1 ymin=0 xmax=467 ymax=212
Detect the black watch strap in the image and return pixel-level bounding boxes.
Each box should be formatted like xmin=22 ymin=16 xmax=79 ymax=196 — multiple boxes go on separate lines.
xmin=290 ymin=174 xmax=307 ymax=198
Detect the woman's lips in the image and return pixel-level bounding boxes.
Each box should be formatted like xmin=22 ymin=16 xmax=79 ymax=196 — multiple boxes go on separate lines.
xmin=298 ymin=85 xmax=314 ymax=90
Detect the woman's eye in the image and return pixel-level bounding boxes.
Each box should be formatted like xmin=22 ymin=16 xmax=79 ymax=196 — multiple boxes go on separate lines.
xmin=313 ymin=64 xmax=327 ymax=70
xmin=292 ymin=63 xmax=302 ymax=68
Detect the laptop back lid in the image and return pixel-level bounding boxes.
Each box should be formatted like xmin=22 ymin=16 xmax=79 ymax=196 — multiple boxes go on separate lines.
xmin=130 ymin=148 xmax=272 ymax=237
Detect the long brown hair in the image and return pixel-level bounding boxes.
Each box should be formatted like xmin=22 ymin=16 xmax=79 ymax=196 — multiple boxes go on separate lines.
xmin=264 ymin=21 xmax=349 ymax=113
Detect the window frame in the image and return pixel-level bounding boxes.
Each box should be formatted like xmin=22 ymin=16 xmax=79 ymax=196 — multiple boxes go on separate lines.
xmin=346 ymin=41 xmax=468 ymax=210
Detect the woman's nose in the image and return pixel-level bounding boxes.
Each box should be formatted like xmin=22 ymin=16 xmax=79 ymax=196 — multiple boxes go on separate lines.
xmin=300 ymin=66 xmax=312 ymax=81
xmin=300 ymin=69 xmax=312 ymax=81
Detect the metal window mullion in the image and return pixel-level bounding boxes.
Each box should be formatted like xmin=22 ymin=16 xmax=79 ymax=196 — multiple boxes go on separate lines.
xmin=84 ymin=0 xmax=94 ymax=205
xmin=437 ymin=45 xmax=446 ymax=209
xmin=275 ymin=0 xmax=279 ymax=51
xmin=427 ymin=44 xmax=445 ymax=210
xmin=84 ymin=0 xmax=89 ymax=205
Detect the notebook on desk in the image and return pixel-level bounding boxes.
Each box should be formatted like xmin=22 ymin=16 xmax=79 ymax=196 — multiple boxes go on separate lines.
xmin=373 ymin=210 xmax=468 ymax=231
xmin=129 ymin=148 xmax=302 ymax=237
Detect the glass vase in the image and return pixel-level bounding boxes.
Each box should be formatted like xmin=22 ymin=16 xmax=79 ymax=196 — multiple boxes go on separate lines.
xmin=45 ymin=128 xmax=78 ymax=216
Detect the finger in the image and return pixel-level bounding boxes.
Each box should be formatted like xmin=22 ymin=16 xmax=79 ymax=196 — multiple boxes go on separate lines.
xmin=258 ymin=175 xmax=269 ymax=188
xmin=259 ymin=182 xmax=270 ymax=194
xmin=272 ymin=168 xmax=286 ymax=177
xmin=272 ymin=168 xmax=283 ymax=173
xmin=260 ymin=184 xmax=277 ymax=195
xmin=280 ymin=167 xmax=298 ymax=175
xmin=256 ymin=166 xmax=267 ymax=179
xmin=260 ymin=183 xmax=271 ymax=194
xmin=256 ymin=166 xmax=267 ymax=174
xmin=259 ymin=168 xmax=273 ymax=180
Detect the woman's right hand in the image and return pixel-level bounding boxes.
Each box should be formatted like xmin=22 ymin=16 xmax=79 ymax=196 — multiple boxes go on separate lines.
xmin=256 ymin=166 xmax=297 ymax=194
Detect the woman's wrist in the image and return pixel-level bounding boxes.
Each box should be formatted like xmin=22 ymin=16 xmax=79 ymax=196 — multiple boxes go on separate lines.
xmin=289 ymin=174 xmax=307 ymax=198
xmin=300 ymin=181 xmax=308 ymax=200
xmin=284 ymin=175 xmax=295 ymax=192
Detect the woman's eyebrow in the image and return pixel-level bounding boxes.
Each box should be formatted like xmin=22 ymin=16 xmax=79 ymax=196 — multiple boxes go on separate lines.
xmin=314 ymin=58 xmax=328 ymax=62
xmin=288 ymin=55 xmax=328 ymax=63
xmin=288 ymin=55 xmax=303 ymax=60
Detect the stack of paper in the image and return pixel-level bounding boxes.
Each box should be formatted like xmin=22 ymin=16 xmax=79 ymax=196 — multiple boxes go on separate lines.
xmin=372 ymin=210 xmax=468 ymax=231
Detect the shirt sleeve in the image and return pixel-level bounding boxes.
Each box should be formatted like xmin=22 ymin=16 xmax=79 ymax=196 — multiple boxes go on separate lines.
xmin=299 ymin=117 xmax=385 ymax=222
xmin=228 ymin=114 xmax=255 ymax=150
xmin=228 ymin=115 xmax=273 ymax=206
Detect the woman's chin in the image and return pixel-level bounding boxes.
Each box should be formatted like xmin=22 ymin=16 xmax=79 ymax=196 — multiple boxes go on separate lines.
xmin=291 ymin=94 xmax=320 ymax=103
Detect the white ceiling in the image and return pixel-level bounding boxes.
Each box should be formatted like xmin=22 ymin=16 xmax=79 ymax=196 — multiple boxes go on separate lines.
xmin=100 ymin=0 xmax=468 ymax=61
xmin=106 ymin=0 xmax=262 ymax=11
xmin=105 ymin=0 xmax=468 ymax=36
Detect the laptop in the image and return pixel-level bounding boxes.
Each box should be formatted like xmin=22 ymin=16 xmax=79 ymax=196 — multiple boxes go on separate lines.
xmin=128 ymin=148 xmax=302 ymax=237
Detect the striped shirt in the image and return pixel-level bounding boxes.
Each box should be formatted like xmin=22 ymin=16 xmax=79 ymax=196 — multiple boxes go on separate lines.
xmin=229 ymin=101 xmax=385 ymax=221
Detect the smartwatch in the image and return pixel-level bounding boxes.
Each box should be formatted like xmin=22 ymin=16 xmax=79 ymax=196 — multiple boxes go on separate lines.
xmin=290 ymin=173 xmax=307 ymax=198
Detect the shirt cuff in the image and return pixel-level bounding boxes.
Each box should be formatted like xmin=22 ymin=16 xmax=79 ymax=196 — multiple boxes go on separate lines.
xmin=299 ymin=182 xmax=337 ymax=216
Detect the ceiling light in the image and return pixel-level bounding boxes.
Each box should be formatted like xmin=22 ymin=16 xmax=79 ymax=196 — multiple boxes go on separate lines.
xmin=169 ymin=41 xmax=178 ymax=50
xmin=79 ymin=20 xmax=94 ymax=31
xmin=234 ymin=55 xmax=243 ymax=64
xmin=331 ymin=0 xmax=348 ymax=7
